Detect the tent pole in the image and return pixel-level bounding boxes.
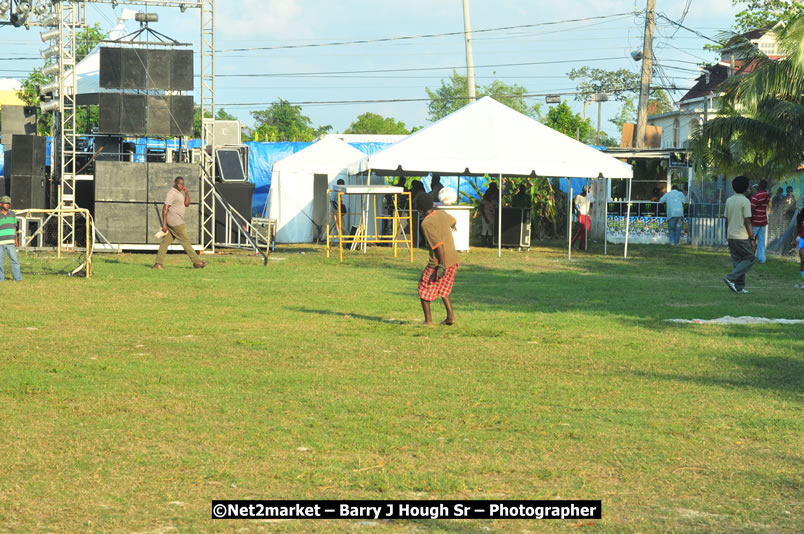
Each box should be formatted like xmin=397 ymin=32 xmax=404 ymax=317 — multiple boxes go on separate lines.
xmin=624 ymin=178 xmax=632 ymax=259
xmin=498 ymin=174 xmax=502 ymax=257
xmin=568 ymin=185 xmax=573 ymax=261
xmin=604 ymin=178 xmax=609 ymax=256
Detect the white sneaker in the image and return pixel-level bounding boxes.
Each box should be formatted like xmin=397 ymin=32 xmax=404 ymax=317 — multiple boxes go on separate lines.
xmin=738 ymin=289 xmax=749 ymax=294
xmin=723 ymin=278 xmax=738 ymax=293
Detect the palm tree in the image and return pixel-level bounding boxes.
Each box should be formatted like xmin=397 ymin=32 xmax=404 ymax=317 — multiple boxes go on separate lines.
xmin=692 ymin=16 xmax=804 ymax=181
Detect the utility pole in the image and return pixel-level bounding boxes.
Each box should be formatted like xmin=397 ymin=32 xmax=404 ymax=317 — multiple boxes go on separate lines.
xmin=635 ymin=0 xmax=655 ymax=148
xmin=462 ymin=0 xmax=476 ymax=102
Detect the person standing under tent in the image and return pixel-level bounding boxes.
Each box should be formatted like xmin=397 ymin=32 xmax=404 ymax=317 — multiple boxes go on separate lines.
xmin=793 ymin=198 xmax=804 ymax=288
xmin=750 ymin=179 xmax=770 ymax=263
xmin=571 ymin=187 xmax=593 ymax=250
xmin=154 ymin=176 xmax=208 ymax=270
xmin=330 ymin=178 xmax=347 ymax=236
xmin=416 ymin=193 xmax=458 ymax=327
xmin=479 ymin=184 xmax=498 ymax=247
xmin=659 ymin=185 xmax=686 ymax=246
xmin=723 ymin=176 xmax=756 ymax=293
xmin=0 ymin=196 xmax=22 ymax=281
xmin=430 ymin=176 xmax=444 ymax=202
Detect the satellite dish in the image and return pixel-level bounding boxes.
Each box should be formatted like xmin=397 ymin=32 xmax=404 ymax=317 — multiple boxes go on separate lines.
xmin=631 ymin=50 xmax=643 ymax=61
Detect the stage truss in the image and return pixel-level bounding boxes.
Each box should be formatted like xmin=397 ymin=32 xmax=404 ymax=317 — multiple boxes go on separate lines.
xmin=2 ymin=0 xmax=217 ymax=252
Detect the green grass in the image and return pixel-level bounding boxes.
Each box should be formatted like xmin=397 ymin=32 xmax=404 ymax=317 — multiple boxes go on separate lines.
xmin=0 ymin=242 xmax=801 ymax=533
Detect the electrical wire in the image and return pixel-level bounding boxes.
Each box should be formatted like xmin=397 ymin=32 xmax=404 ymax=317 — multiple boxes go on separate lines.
xmin=216 ymin=12 xmax=641 ymax=53
xmin=216 ymin=57 xmax=628 ymax=79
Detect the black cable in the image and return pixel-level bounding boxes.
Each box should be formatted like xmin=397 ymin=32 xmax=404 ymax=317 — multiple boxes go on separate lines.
xmin=216 ymin=12 xmax=641 ymax=53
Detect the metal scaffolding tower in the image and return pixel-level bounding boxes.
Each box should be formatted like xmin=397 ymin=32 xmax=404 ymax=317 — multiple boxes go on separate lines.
xmin=9 ymin=0 xmax=216 ymax=251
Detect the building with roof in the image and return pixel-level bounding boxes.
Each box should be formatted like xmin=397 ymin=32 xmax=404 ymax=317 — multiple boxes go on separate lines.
xmin=647 ymin=23 xmax=785 ymax=149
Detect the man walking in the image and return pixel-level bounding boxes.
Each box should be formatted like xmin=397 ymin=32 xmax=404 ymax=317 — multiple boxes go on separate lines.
xmin=416 ymin=193 xmax=458 ymax=326
xmin=571 ymin=187 xmax=593 ymax=250
xmin=750 ymin=179 xmax=770 ymax=263
xmin=723 ymin=176 xmax=756 ymax=293
xmin=659 ymin=185 xmax=686 ymax=245
xmin=154 ymin=176 xmax=208 ymax=270
xmin=0 ymin=195 xmax=22 ymax=281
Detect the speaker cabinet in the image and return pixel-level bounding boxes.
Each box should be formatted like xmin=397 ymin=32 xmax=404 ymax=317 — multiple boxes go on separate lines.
xmin=215 ymin=147 xmax=248 ymax=182
xmin=99 ymin=47 xmax=122 ymax=89
xmin=6 ymin=135 xmax=46 ymax=178
xmin=147 ymin=163 xmax=200 ymax=201
xmin=10 ymin=175 xmax=47 ymax=210
xmin=171 ymin=49 xmax=194 ymax=91
xmin=94 ymin=202 xmax=148 ymax=244
xmin=493 ymin=207 xmax=532 ymax=248
xmin=147 ymin=202 xmax=200 ymax=244
xmin=1 ymin=105 xmax=38 ymax=139
xmin=170 ymin=95 xmax=194 ymax=137
xmin=94 ymin=161 xmax=147 ymax=202
xmin=146 ymin=49 xmax=172 ymax=90
xmin=120 ymin=48 xmax=147 ymax=90
xmin=213 ymin=181 xmax=254 ymax=242
xmin=99 ymin=94 xmax=147 ymax=136
xmin=146 ymin=95 xmax=171 ymax=137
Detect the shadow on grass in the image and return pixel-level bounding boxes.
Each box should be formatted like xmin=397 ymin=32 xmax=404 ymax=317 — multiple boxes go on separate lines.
xmin=289 ymin=306 xmax=412 ymax=325
xmin=627 ymin=354 xmax=804 ymax=396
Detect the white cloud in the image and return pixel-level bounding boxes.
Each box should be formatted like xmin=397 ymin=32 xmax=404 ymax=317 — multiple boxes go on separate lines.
xmin=219 ymin=0 xmax=307 ymax=40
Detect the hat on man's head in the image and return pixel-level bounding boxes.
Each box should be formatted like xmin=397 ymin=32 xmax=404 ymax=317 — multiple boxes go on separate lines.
xmin=732 ymin=176 xmax=750 ymax=194
xmin=0 ymin=196 xmax=11 ymax=204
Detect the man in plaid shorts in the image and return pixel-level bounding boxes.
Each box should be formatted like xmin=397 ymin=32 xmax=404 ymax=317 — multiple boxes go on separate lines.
xmin=415 ymin=193 xmax=458 ymax=326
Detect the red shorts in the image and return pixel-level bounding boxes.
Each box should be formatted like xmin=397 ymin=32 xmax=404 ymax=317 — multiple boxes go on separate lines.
xmin=418 ymin=263 xmax=458 ymax=301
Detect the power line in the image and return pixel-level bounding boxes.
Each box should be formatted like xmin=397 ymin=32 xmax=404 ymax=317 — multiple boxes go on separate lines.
xmin=218 ymin=87 xmax=689 ymax=108
xmin=216 ymin=57 xmax=629 ymax=79
xmin=655 ymin=13 xmax=720 ymax=44
xmin=216 ymin=12 xmax=641 ymax=53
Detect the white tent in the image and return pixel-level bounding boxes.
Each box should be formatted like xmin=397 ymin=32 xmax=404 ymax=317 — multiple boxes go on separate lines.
xmin=349 ymin=96 xmax=634 ymax=256
xmin=269 ymin=137 xmax=366 ymax=243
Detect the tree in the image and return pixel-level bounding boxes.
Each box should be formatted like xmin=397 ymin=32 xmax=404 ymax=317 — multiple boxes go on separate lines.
xmin=543 ymin=101 xmax=594 ymax=141
xmin=692 ymin=15 xmax=804 ymax=181
xmin=250 ymin=99 xmax=330 ymax=142
xmin=567 ymin=67 xmax=640 ymax=102
xmin=425 ymin=71 xmax=541 ymax=122
xmin=731 ymin=0 xmax=803 ymax=34
xmin=610 ymin=96 xmax=637 ymax=134
xmin=345 ymin=112 xmax=410 ymax=135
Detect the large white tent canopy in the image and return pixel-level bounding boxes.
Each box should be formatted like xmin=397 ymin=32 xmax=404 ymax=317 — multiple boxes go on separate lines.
xmin=269 ymin=137 xmax=366 ymax=243
xmin=349 ymin=96 xmax=633 ymax=180
xmin=349 ymin=96 xmax=634 ymax=257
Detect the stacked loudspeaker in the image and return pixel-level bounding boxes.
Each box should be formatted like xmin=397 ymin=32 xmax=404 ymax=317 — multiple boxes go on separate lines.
xmin=97 ymin=47 xmax=194 ymax=137
xmin=3 ymin=135 xmax=47 ymax=209
xmin=94 ymin=162 xmax=199 ymax=244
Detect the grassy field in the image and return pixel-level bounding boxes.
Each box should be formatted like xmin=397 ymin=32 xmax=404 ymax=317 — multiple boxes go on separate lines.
xmin=1 ymin=242 xmax=801 ymax=533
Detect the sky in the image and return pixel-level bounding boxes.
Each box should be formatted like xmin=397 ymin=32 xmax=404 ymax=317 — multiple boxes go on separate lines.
xmin=1 ymin=0 xmax=743 ymax=139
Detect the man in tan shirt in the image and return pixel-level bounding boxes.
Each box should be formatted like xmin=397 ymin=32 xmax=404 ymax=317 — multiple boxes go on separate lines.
xmin=723 ymin=175 xmax=755 ymax=293
xmin=154 ymin=176 xmax=208 ymax=269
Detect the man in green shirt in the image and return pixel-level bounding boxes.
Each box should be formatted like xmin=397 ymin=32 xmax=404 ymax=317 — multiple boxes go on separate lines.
xmin=723 ymin=176 xmax=756 ymax=293
xmin=0 ymin=195 xmax=22 ymax=281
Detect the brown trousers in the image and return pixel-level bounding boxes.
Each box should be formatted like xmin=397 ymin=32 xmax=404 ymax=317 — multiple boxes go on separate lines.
xmin=156 ymin=224 xmax=201 ymax=265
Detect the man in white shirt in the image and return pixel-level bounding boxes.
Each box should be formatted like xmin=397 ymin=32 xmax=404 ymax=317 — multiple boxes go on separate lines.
xmin=571 ymin=188 xmax=593 ymax=250
xmin=659 ymin=185 xmax=686 ymax=245
xmin=723 ymin=176 xmax=756 ymax=293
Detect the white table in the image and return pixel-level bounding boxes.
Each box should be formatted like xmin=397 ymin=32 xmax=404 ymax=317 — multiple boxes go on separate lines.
xmin=436 ymin=205 xmax=472 ymax=251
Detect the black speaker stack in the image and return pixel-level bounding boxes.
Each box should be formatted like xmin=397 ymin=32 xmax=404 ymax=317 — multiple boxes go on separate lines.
xmin=211 ymin=182 xmax=255 ymax=242
xmin=94 ymin=162 xmax=200 ymax=244
xmin=97 ymin=47 xmax=194 ymax=137
xmin=493 ymin=207 xmax=532 ymax=248
xmin=3 ymin=135 xmax=47 ymax=209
